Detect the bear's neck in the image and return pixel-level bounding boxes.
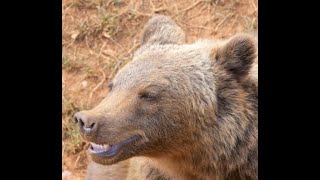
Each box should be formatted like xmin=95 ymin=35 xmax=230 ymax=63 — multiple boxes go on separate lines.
xmin=210 ymin=71 xmax=258 ymax=179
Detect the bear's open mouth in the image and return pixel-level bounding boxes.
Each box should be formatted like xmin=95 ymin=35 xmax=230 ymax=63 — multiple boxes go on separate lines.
xmin=88 ymin=135 xmax=142 ymax=157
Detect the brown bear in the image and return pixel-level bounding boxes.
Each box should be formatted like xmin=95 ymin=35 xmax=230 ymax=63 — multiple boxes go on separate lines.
xmin=74 ymin=15 xmax=258 ymax=180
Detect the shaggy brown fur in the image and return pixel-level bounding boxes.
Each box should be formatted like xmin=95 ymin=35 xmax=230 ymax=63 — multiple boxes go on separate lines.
xmin=75 ymin=15 xmax=258 ymax=180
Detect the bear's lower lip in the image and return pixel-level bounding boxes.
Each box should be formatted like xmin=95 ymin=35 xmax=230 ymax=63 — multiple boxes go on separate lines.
xmin=88 ymin=135 xmax=142 ymax=157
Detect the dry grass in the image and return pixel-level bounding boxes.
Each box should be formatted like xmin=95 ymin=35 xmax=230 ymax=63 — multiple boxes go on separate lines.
xmin=62 ymin=0 xmax=257 ymax=179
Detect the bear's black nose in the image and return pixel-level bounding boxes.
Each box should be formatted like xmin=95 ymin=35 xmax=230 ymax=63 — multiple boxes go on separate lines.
xmin=74 ymin=112 xmax=97 ymax=134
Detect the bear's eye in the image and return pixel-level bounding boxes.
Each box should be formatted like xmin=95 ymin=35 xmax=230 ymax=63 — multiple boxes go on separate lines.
xmin=107 ymin=82 xmax=113 ymax=91
xmin=139 ymin=92 xmax=157 ymax=101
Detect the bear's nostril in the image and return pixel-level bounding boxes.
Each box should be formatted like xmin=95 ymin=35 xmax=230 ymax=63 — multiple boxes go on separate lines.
xmin=89 ymin=123 xmax=96 ymax=129
xmin=74 ymin=116 xmax=79 ymax=124
xmin=79 ymin=119 xmax=85 ymax=127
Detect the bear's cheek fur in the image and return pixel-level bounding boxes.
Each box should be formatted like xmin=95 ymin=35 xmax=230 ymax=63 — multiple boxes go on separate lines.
xmin=130 ymin=97 xmax=192 ymax=152
xmin=135 ymin=99 xmax=195 ymax=152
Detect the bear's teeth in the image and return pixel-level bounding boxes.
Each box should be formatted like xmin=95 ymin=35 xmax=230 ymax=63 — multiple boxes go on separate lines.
xmin=91 ymin=143 xmax=110 ymax=150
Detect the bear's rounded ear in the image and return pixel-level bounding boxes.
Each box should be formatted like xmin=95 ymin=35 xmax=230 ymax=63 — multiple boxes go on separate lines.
xmin=140 ymin=15 xmax=186 ymax=46
xmin=214 ymin=34 xmax=257 ymax=81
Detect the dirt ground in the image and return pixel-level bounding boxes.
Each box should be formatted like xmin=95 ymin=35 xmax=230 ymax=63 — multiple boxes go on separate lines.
xmin=62 ymin=0 xmax=257 ymax=179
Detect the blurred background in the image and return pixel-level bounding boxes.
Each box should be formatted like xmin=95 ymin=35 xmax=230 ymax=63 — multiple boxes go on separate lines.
xmin=62 ymin=0 xmax=258 ymax=179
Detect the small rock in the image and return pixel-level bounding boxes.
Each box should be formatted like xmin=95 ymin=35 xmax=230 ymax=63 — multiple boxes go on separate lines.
xmin=62 ymin=170 xmax=72 ymax=180
xmin=71 ymin=31 xmax=80 ymax=40
xmin=81 ymin=81 xmax=88 ymax=89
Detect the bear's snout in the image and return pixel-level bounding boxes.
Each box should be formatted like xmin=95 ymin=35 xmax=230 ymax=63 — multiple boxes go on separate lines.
xmin=74 ymin=111 xmax=98 ymax=136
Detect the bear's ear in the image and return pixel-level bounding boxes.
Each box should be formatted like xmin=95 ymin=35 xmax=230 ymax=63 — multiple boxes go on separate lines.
xmin=141 ymin=15 xmax=185 ymax=46
xmin=214 ymin=34 xmax=257 ymax=81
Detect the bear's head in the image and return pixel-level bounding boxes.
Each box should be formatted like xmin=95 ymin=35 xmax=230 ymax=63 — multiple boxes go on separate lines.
xmin=74 ymin=15 xmax=257 ymax=165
